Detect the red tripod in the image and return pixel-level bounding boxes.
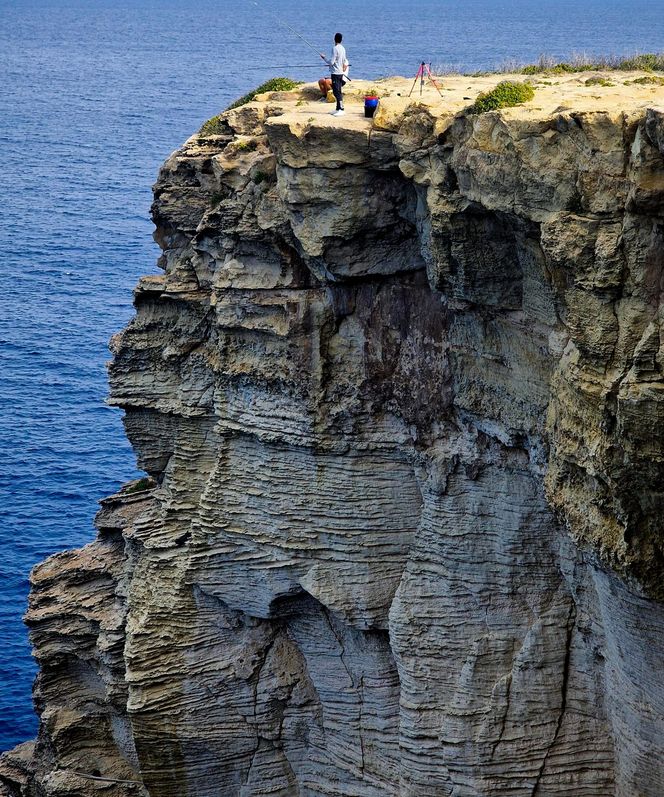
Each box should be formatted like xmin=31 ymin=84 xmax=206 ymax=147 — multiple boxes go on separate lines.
xmin=408 ymin=62 xmax=444 ymax=98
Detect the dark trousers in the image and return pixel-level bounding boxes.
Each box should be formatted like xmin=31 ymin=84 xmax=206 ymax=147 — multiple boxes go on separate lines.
xmin=331 ymin=74 xmax=344 ymax=110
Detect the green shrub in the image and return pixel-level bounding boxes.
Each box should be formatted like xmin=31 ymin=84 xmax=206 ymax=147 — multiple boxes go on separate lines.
xmin=220 ymin=138 xmax=260 ymax=160
xmin=124 ymin=477 xmax=153 ymax=495
xmin=628 ymin=75 xmax=664 ymax=85
xmin=492 ymin=52 xmax=664 ymax=76
xmin=618 ymin=53 xmax=664 ymax=72
xmin=471 ymin=81 xmax=535 ymax=113
xmin=550 ymin=63 xmax=577 ymax=74
xmin=235 ymin=139 xmax=258 ymax=152
xmin=226 ymin=77 xmax=303 ymax=111
xmin=585 ymin=77 xmax=615 ymax=87
xmin=199 ymin=78 xmax=303 ymax=136
xmin=199 ymin=114 xmax=229 ymax=136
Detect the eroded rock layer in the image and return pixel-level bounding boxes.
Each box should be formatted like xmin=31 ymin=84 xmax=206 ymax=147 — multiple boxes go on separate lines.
xmin=3 ymin=77 xmax=664 ymax=796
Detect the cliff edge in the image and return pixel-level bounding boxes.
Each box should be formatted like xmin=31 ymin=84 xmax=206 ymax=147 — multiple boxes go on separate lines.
xmin=2 ymin=72 xmax=664 ymax=796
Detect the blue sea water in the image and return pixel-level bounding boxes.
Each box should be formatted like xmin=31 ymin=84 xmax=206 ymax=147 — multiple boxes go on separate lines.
xmin=1 ymin=0 xmax=664 ymax=754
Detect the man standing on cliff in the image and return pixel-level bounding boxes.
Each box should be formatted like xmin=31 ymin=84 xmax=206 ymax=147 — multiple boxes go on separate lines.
xmin=321 ymin=33 xmax=347 ymax=116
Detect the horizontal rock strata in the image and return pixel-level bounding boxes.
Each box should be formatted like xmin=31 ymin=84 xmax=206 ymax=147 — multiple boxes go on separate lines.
xmin=3 ymin=76 xmax=664 ymax=796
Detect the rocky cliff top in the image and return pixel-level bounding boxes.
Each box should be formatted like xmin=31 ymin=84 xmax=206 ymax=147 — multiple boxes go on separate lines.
xmin=245 ymin=70 xmax=664 ymax=128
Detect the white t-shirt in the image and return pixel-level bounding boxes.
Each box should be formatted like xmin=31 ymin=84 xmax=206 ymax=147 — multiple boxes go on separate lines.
xmin=329 ymin=43 xmax=347 ymax=75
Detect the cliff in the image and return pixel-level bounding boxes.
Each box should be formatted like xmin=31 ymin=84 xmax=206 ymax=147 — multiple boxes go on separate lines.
xmin=2 ymin=72 xmax=664 ymax=797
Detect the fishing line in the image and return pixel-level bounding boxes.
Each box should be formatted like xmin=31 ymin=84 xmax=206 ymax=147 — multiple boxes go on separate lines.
xmin=244 ymin=65 xmax=325 ymax=70
xmin=248 ymin=0 xmax=327 ymax=62
xmin=247 ymin=1 xmax=353 ymax=81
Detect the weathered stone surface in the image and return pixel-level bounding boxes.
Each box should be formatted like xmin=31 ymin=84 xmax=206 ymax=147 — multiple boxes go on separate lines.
xmin=3 ymin=74 xmax=664 ymax=796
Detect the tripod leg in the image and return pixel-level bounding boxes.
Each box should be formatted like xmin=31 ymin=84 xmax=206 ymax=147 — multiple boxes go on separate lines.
xmin=408 ymin=64 xmax=423 ymax=97
xmin=425 ymin=64 xmax=445 ymax=98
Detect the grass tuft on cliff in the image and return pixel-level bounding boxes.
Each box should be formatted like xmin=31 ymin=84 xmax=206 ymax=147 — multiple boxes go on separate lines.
xmin=199 ymin=78 xmax=303 ymax=136
xmin=626 ymin=75 xmax=664 ymax=86
xmin=500 ymin=52 xmax=664 ymax=75
xmin=200 ymin=115 xmax=230 ymax=136
xmin=471 ymin=81 xmax=535 ymax=113
xmin=227 ymin=77 xmax=303 ymax=110
xmin=585 ymin=76 xmax=615 ymax=87
xmin=123 ymin=477 xmax=154 ymax=495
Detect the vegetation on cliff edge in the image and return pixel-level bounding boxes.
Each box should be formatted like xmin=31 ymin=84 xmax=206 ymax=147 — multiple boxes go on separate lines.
xmin=585 ymin=76 xmax=615 ymax=87
xmin=497 ymin=52 xmax=664 ymax=76
xmin=123 ymin=477 xmax=154 ymax=494
xmin=471 ymin=81 xmax=535 ymax=113
xmin=226 ymin=77 xmax=303 ymax=110
xmin=432 ymin=52 xmax=664 ymax=77
xmin=199 ymin=77 xmax=303 ymax=135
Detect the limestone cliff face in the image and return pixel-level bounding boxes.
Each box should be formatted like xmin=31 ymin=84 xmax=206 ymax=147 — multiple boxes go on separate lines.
xmin=3 ymin=76 xmax=664 ymax=797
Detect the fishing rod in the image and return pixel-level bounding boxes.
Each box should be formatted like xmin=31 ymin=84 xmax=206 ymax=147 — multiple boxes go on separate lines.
xmin=244 ymin=65 xmax=326 ymax=70
xmin=248 ymin=0 xmax=351 ymax=79
xmin=248 ymin=0 xmax=328 ymax=63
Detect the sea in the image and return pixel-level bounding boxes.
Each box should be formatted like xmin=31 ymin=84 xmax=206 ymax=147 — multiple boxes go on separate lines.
xmin=1 ymin=0 xmax=663 ymax=754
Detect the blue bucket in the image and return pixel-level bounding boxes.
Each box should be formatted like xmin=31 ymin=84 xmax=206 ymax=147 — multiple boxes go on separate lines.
xmin=364 ymin=97 xmax=379 ymax=118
